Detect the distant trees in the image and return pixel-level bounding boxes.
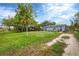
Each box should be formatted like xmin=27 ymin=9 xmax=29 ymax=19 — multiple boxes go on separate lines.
xmin=40 ymin=20 xmax=56 ymax=26
xmin=2 ymin=16 xmax=14 ymax=31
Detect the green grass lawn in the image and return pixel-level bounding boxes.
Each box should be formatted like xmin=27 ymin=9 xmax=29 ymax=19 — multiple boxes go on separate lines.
xmin=0 ymin=31 xmax=60 ymax=55
xmin=74 ymin=32 xmax=79 ymax=41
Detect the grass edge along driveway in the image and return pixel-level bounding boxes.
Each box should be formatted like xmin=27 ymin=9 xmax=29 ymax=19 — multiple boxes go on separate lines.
xmin=74 ymin=32 xmax=79 ymax=41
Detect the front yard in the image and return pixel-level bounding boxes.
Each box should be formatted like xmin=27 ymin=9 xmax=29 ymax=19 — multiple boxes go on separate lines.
xmin=0 ymin=31 xmax=60 ymax=55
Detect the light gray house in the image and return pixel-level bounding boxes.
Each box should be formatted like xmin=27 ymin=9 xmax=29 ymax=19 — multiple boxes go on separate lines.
xmin=42 ymin=25 xmax=67 ymax=32
xmin=0 ymin=25 xmax=14 ymax=30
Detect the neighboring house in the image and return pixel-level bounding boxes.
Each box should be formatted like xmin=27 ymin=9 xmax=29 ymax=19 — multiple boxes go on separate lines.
xmin=0 ymin=25 xmax=14 ymax=30
xmin=42 ymin=25 xmax=67 ymax=32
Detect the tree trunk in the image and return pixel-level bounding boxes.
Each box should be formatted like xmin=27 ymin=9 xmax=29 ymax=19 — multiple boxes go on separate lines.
xmin=8 ymin=26 xmax=10 ymax=31
xmin=26 ymin=25 xmax=28 ymax=32
xmin=26 ymin=25 xmax=28 ymax=37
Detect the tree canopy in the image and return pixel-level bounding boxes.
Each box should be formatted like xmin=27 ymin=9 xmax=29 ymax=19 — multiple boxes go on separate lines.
xmin=40 ymin=20 xmax=56 ymax=26
xmin=70 ymin=12 xmax=79 ymax=31
xmin=2 ymin=3 xmax=37 ymax=32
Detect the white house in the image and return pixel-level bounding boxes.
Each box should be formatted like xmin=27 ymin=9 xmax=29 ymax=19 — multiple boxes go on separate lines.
xmin=42 ymin=25 xmax=67 ymax=32
xmin=0 ymin=25 xmax=14 ymax=30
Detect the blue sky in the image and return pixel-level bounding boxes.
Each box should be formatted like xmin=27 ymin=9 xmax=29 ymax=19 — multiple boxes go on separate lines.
xmin=0 ymin=3 xmax=79 ymax=25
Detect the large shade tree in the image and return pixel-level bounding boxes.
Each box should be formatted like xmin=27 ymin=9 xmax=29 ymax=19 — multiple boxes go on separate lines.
xmin=3 ymin=3 xmax=37 ymax=32
xmin=14 ymin=3 xmax=37 ymax=32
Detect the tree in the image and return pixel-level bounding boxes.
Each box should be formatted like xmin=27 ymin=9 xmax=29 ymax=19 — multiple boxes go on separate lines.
xmin=40 ymin=20 xmax=56 ymax=26
xmin=12 ymin=3 xmax=37 ymax=32
xmin=74 ymin=12 xmax=79 ymax=30
xmin=70 ymin=19 xmax=75 ymax=31
xmin=2 ymin=16 xmax=14 ymax=31
xmin=70 ymin=12 xmax=79 ymax=31
xmin=2 ymin=4 xmax=37 ymax=32
xmin=17 ymin=3 xmax=37 ymax=32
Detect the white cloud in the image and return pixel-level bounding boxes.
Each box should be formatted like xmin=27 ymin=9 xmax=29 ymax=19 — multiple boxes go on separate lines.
xmin=0 ymin=7 xmax=16 ymax=19
xmin=40 ymin=3 xmax=78 ymax=25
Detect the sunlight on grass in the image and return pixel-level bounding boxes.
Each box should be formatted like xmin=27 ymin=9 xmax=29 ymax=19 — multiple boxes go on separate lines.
xmin=0 ymin=31 xmax=60 ymax=55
